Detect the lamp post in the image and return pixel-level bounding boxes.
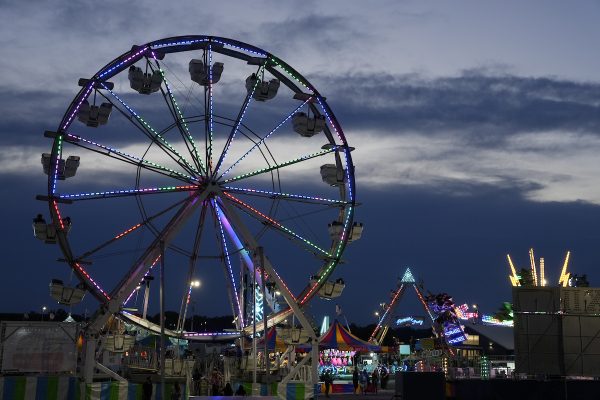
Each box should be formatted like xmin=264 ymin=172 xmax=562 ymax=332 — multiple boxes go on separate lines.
xmin=178 ymin=279 xmax=201 ymax=332
xmin=41 ymin=306 xmax=47 ymax=321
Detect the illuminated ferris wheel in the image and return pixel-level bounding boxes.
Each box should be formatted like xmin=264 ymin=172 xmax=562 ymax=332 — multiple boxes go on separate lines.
xmin=35 ymin=36 xmax=362 ymax=341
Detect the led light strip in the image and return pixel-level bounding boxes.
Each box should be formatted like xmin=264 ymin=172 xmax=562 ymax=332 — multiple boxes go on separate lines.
xmin=214 ymin=64 xmax=265 ymax=176
xmin=76 ymin=262 xmax=110 ymax=300
xmin=123 ymin=255 xmax=161 ymax=305
xmin=65 ymin=133 xmax=195 ymax=181
xmin=219 ymin=99 xmax=310 ymax=179
xmin=51 ymin=135 xmax=64 ymax=194
xmin=223 ymin=186 xmax=346 ymax=204
xmin=58 ymin=185 xmax=200 ymax=200
xmin=101 ymin=84 xmax=199 ymax=175
xmin=208 ymin=44 xmax=214 ymax=172
xmin=222 ymin=147 xmax=336 ymax=184
xmin=223 ymin=192 xmax=331 ymax=257
xmin=213 ymin=199 xmax=244 ymax=326
xmin=98 ymin=46 xmax=149 ymax=79
xmin=151 ymin=50 xmax=206 ymax=175
xmin=269 ymin=57 xmax=313 ymax=92
xmin=114 ymin=223 xmax=142 ymax=240
xmin=369 ymin=284 xmax=405 ymax=342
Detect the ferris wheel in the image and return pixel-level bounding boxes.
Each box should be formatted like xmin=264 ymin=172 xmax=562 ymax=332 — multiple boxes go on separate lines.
xmin=35 ymin=36 xmax=362 ymax=341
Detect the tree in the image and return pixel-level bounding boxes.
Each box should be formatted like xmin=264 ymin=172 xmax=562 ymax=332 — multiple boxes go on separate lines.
xmin=494 ymin=302 xmax=513 ymax=322
xmin=518 ymin=268 xmax=535 ymax=287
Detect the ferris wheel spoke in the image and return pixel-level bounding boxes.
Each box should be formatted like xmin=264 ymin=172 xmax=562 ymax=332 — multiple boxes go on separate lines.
xmin=222 ymin=192 xmax=332 ymax=258
xmin=98 ymin=85 xmax=200 ymax=176
xmin=222 ymin=186 xmax=349 ymax=206
xmin=56 ymin=184 xmax=201 ymax=201
xmin=214 ymin=198 xmax=297 ymax=304
xmin=218 ymin=99 xmax=311 ymax=180
xmin=109 ymin=189 xmax=209 ymax=304
xmin=65 ymin=132 xmax=197 ymax=183
xmin=213 ymin=63 xmax=266 ymax=177
xmin=206 ymin=44 xmax=215 ymax=175
xmin=221 ymin=146 xmax=338 ymax=184
xmin=212 ymin=199 xmax=244 ymax=328
xmin=148 ymin=55 xmax=207 ymax=175
xmin=73 ymin=196 xmax=190 ymax=262
xmin=176 ymin=203 xmax=208 ymax=332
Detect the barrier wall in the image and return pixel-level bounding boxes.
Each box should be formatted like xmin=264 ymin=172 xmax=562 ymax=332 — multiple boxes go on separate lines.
xmin=0 ymin=376 xmax=186 ymax=400
xmin=231 ymin=381 xmax=319 ymax=400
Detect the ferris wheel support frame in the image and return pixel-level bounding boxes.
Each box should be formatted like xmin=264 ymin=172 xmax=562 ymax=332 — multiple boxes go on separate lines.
xmin=217 ymin=195 xmax=320 ymax=383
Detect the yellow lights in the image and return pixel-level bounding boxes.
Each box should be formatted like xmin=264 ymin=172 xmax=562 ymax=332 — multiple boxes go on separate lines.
xmin=529 ymin=248 xmax=538 ymax=286
xmin=507 ymin=254 xmax=520 ymax=287
xmin=507 ymin=249 xmax=572 ymax=288
xmin=559 ymin=251 xmax=571 ymax=287
xmin=191 ymin=280 xmax=201 ymax=288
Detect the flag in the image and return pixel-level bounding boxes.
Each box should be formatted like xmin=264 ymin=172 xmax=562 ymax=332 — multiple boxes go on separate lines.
xmin=335 ymin=304 xmax=342 ymax=316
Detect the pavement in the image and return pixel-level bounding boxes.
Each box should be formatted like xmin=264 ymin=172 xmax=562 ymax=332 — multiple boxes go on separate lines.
xmin=189 ymin=389 xmax=397 ymax=400
xmin=317 ymin=389 xmax=396 ymax=400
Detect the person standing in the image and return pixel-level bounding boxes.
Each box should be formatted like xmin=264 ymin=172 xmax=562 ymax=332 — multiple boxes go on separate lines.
xmin=360 ymin=369 xmax=368 ymax=395
xmin=142 ymin=377 xmax=153 ymax=400
xmin=380 ymin=366 xmax=389 ymax=389
xmin=371 ymin=369 xmax=379 ymax=394
xmin=171 ymin=382 xmax=181 ymax=400
xmin=223 ymin=382 xmax=234 ymax=396
xmin=352 ymin=368 xmax=359 ymax=394
xmin=324 ymin=369 xmax=333 ymax=398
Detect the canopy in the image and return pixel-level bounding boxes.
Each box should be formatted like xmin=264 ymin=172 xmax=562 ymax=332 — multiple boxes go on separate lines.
xmin=319 ymin=320 xmax=381 ymax=352
xmin=252 ymin=327 xmax=287 ymax=352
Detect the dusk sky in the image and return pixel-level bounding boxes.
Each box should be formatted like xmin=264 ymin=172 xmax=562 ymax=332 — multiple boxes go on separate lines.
xmin=1 ymin=1 xmax=600 ymax=327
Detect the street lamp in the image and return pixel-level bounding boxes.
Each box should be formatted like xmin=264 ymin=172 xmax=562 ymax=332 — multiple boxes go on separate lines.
xmin=41 ymin=306 xmax=47 ymax=321
xmin=182 ymin=280 xmax=201 ymax=332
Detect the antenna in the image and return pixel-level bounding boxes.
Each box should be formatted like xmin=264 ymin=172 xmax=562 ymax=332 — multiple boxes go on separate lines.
xmin=529 ymin=248 xmax=538 ymax=286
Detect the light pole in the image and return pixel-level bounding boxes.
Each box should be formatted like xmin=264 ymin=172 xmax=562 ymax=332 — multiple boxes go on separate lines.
xmin=179 ymin=280 xmax=201 ymax=332
xmin=41 ymin=306 xmax=47 ymax=321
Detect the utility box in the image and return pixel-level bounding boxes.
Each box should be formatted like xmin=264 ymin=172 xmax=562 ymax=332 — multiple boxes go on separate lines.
xmin=513 ymin=287 xmax=600 ymax=376
xmin=395 ymin=371 xmax=445 ymax=400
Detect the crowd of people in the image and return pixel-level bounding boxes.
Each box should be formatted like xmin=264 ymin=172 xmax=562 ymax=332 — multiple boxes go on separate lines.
xmin=191 ymin=367 xmax=248 ymax=396
xmin=352 ymin=365 xmax=391 ymax=394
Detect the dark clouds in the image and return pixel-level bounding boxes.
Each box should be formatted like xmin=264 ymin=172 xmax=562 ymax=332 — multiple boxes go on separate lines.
xmin=316 ymin=72 xmax=600 ymax=142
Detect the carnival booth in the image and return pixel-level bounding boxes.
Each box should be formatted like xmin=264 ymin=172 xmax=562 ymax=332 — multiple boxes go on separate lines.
xmin=317 ymin=320 xmax=382 ymax=393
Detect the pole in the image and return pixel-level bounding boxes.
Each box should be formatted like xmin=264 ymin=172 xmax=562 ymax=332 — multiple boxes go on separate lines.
xmin=252 ymin=251 xmax=257 ymax=389
xmin=159 ymin=241 xmax=166 ymax=400
xmin=259 ymin=247 xmax=269 ymax=393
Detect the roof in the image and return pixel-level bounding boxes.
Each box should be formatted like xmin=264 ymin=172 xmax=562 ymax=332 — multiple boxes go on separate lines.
xmin=463 ymin=321 xmax=514 ymax=350
xmin=320 ymin=320 xmax=381 ymax=351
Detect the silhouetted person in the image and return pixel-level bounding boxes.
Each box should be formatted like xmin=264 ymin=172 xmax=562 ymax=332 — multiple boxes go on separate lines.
xmin=352 ymin=368 xmax=359 ymax=394
xmin=324 ymin=369 xmax=333 ymax=397
xmin=142 ymin=377 xmax=153 ymax=400
xmin=171 ymin=382 xmax=181 ymax=400
xmin=223 ymin=382 xmax=233 ymax=396
xmin=235 ymin=384 xmax=247 ymax=396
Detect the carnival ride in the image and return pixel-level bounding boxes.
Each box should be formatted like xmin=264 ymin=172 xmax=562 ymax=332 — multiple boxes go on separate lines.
xmin=368 ymin=269 xmax=466 ymax=352
xmin=34 ymin=35 xmax=362 ymax=384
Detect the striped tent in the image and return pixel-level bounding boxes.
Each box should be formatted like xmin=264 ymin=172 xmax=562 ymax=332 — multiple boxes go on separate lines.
xmin=319 ymin=320 xmax=381 ymax=351
xmin=250 ymin=327 xmax=287 ymax=352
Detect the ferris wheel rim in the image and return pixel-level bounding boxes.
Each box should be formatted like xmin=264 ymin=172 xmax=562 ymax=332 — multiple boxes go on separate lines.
xmin=45 ymin=35 xmax=357 ymax=339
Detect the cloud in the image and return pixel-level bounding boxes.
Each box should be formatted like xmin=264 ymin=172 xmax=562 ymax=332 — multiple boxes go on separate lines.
xmin=318 ymin=71 xmax=600 ymax=141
